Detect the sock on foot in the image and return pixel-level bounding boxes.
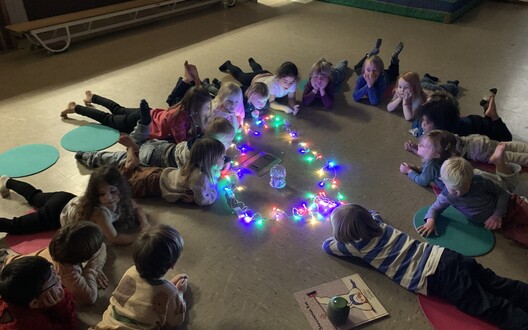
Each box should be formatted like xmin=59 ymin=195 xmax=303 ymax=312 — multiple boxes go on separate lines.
xmin=75 ymin=151 xmax=84 ymax=160
xmin=447 ymin=80 xmax=459 ymax=86
xmin=0 ymin=176 xmax=10 ymax=198
xmin=391 ymin=41 xmax=404 ymax=60
xmin=480 ymin=88 xmax=498 ymax=109
xmin=139 ymin=99 xmax=151 ymax=126
xmin=248 ymin=57 xmax=256 ymax=65
xmin=219 ymin=60 xmax=231 ymax=73
xmin=212 ymin=78 xmax=221 ymax=88
xmin=424 ymin=73 xmax=439 ymax=82
xmin=368 ymin=38 xmax=382 ymax=57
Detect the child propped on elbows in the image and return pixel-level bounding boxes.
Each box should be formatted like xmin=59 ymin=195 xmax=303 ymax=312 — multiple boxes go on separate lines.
xmin=353 ymin=39 xmax=404 ymax=105
xmin=0 ymin=256 xmax=77 ymax=330
xmin=400 ymin=130 xmax=456 ymax=190
xmin=92 ymin=224 xmax=187 ymax=329
xmin=4 ymin=221 xmax=107 ymax=305
xmin=303 ymin=58 xmax=349 ymax=109
xmin=118 ymin=137 xmax=226 ymax=206
xmin=420 ymin=157 xmax=528 ymax=246
xmin=0 ymin=166 xmax=150 ymax=246
xmin=387 ymin=72 xmax=427 ymax=121
xmin=323 ymin=204 xmax=528 ymax=329
xmin=219 ymin=58 xmax=300 ymax=114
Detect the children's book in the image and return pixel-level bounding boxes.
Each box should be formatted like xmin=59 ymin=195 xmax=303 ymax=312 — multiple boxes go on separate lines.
xmin=294 ymin=274 xmax=388 ymax=329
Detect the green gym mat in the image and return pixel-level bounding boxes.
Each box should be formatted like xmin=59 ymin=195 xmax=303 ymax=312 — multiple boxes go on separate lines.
xmin=0 ymin=144 xmax=59 ymax=177
xmin=61 ymin=124 xmax=119 ymax=152
xmin=413 ymin=205 xmax=494 ymax=256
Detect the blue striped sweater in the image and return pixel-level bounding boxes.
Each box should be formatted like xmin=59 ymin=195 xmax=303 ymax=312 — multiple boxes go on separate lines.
xmin=322 ymin=211 xmax=444 ymax=295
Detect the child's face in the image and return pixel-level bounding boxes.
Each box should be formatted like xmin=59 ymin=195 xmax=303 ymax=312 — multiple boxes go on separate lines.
xmin=364 ymin=62 xmax=380 ymax=81
xmin=211 ymin=153 xmax=226 ymax=177
xmin=310 ymin=73 xmax=329 ymax=89
xmin=445 ymin=182 xmax=471 ymax=197
xmin=98 ymin=184 xmax=120 ymax=212
xmin=31 ymin=270 xmax=64 ymax=309
xmin=397 ymin=78 xmax=411 ymax=97
xmin=223 ymin=95 xmax=239 ymax=114
xmin=278 ymin=76 xmax=295 ymax=90
xmin=416 ymin=137 xmax=439 ymax=161
xmin=421 ymin=115 xmax=435 ymax=133
xmin=248 ymin=94 xmax=268 ymax=110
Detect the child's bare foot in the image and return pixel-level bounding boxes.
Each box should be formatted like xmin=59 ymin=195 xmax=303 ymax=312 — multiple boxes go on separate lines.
xmin=61 ymin=102 xmax=76 ymax=118
xmin=484 ymin=96 xmax=499 ymax=121
xmin=188 ymin=63 xmax=201 ymax=86
xmin=119 ymin=135 xmax=140 ymax=170
xmin=489 ymin=142 xmax=512 ymax=175
xmin=118 ymin=135 xmax=139 ymax=153
xmin=84 ymin=90 xmax=93 ymax=106
xmin=183 ymin=61 xmax=193 ymax=84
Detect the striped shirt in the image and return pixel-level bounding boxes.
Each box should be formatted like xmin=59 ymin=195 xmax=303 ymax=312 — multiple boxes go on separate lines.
xmin=322 ymin=211 xmax=444 ymax=295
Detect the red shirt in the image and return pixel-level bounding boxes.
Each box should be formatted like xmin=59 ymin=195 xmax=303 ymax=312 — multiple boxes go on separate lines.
xmin=0 ymin=289 xmax=76 ymax=330
xmin=149 ymin=105 xmax=193 ymax=143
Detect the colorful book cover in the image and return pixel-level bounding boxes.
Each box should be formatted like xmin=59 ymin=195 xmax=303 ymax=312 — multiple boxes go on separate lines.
xmin=294 ymin=274 xmax=388 ymax=329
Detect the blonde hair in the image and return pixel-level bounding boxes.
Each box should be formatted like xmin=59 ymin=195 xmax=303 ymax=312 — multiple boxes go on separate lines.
xmin=362 ymin=55 xmax=384 ymax=74
xmin=421 ymin=130 xmax=456 ymax=162
xmin=309 ymin=58 xmax=333 ymax=82
xmin=394 ymin=72 xmax=427 ymax=103
xmin=440 ymin=157 xmax=474 ymax=190
xmin=204 ymin=117 xmax=236 ymax=146
xmin=330 ymin=204 xmax=383 ymax=242
xmin=212 ymin=82 xmax=243 ymax=113
xmin=245 ymin=82 xmax=269 ymax=100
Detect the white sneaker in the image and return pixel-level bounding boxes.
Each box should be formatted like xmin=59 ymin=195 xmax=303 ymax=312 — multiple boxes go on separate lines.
xmin=0 ymin=176 xmax=10 ymax=198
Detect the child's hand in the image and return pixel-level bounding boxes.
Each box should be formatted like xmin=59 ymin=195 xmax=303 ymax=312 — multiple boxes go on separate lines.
xmin=484 ymin=215 xmax=502 ymax=230
xmin=251 ymin=110 xmax=260 ymax=118
xmin=417 ymin=218 xmax=437 ymax=237
xmin=400 ymin=162 xmax=413 ymax=174
xmin=96 ymin=270 xmax=109 ymax=290
xmin=404 ymin=141 xmax=418 ymax=153
xmin=41 ymin=285 xmax=65 ymax=308
xmin=181 ymin=191 xmax=194 ymax=203
xmin=172 ymin=274 xmax=188 ymax=293
xmin=292 ymin=105 xmax=300 ymax=115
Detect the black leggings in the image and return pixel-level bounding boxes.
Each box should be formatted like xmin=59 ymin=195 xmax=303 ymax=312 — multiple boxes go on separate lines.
xmin=224 ymin=59 xmax=270 ymax=87
xmin=74 ymin=94 xmax=141 ymax=133
xmin=428 ymin=249 xmax=528 ymax=329
xmin=0 ymin=179 xmax=75 ymax=234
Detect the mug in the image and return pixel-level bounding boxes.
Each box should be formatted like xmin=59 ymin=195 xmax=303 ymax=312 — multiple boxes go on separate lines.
xmin=327 ymin=296 xmax=350 ymax=326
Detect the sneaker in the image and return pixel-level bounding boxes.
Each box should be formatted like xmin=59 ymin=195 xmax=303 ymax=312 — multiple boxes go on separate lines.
xmin=0 ymin=175 xmax=10 ymax=198
xmin=408 ymin=128 xmax=420 ymax=137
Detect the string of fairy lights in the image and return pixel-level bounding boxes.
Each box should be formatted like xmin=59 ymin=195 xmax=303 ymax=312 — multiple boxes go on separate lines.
xmin=221 ymin=113 xmax=347 ymax=226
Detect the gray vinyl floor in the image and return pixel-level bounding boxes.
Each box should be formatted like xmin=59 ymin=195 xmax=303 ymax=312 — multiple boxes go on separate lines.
xmin=1 ymin=0 xmax=527 ymax=329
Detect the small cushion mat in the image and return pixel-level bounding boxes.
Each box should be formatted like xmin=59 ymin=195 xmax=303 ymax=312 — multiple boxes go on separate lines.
xmin=5 ymin=231 xmax=54 ymax=254
xmin=61 ymin=124 xmax=119 ymax=152
xmin=418 ymin=294 xmax=498 ymax=330
xmin=0 ymin=144 xmax=59 ymax=177
xmin=413 ymin=205 xmax=494 ymax=256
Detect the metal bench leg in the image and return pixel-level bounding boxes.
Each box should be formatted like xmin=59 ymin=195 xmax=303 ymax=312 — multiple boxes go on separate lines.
xmin=30 ymin=26 xmax=72 ymax=53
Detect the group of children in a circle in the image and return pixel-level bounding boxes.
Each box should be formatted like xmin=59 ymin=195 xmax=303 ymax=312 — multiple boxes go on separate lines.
xmin=1 ymin=37 xmax=528 ymax=328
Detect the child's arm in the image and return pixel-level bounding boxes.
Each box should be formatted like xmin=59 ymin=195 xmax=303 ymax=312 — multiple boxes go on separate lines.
xmin=401 ymin=96 xmax=418 ymax=121
xmin=387 ymin=94 xmax=402 ymax=112
xmin=132 ymin=199 xmax=150 ymax=232
xmin=484 ymin=179 xmax=510 ymax=229
xmin=163 ymin=281 xmax=187 ymax=329
xmin=405 ymin=162 xmax=438 ymax=187
xmin=40 ymin=289 xmax=77 ymax=330
xmin=92 ymin=209 xmax=139 ymax=245
xmin=322 ymin=237 xmax=362 ymax=259
xmin=59 ymin=243 xmax=107 ymax=305
xmin=320 ymin=83 xmax=334 ymax=109
xmin=353 ymin=75 xmax=384 ymax=105
xmin=192 ymin=175 xmax=218 ymax=206
xmin=420 ymin=194 xmax=451 ymax=236
xmin=302 ymin=80 xmax=317 ymax=106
